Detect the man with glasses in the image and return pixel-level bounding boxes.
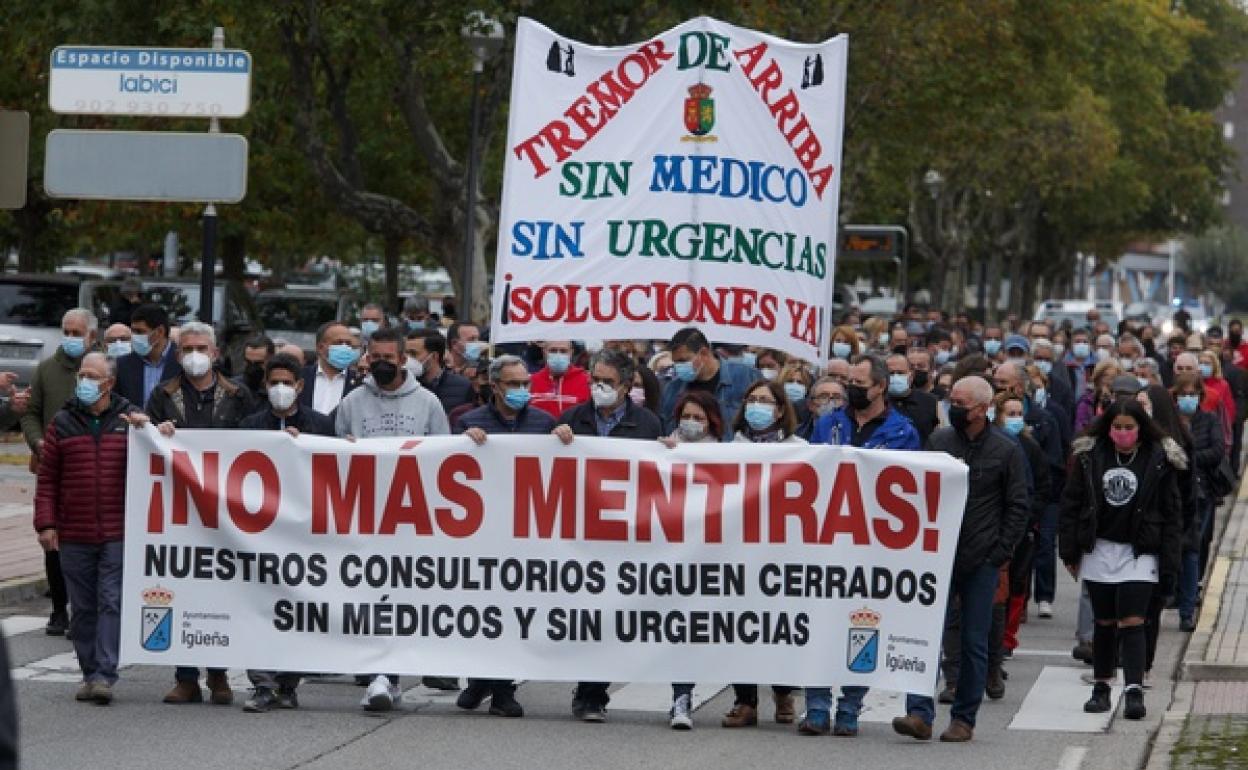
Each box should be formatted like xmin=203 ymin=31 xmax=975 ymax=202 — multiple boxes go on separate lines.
xmin=454 ymin=355 xmax=556 ymax=719
xmin=552 ymin=348 xmax=663 ymax=722
xmin=803 ymin=354 xmax=920 ymax=736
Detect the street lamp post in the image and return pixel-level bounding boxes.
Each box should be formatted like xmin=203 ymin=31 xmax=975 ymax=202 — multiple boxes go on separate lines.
xmin=460 ymin=12 xmax=505 ymax=324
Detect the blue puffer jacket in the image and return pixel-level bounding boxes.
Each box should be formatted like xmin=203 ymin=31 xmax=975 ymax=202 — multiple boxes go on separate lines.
xmin=811 ymin=406 xmax=920 ymax=450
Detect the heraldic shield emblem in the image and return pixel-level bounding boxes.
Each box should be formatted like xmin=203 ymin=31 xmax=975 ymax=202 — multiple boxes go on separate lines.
xmin=141 ymin=586 xmax=174 ymax=652
xmin=847 ymin=607 xmax=881 ymax=673
xmin=684 ymin=84 xmax=715 ymax=136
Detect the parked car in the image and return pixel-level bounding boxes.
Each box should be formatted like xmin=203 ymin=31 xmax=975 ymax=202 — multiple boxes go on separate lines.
xmin=85 ymin=277 xmax=262 ymax=375
xmin=255 ymin=288 xmax=358 ymax=356
xmin=0 ymin=273 xmax=87 ymax=384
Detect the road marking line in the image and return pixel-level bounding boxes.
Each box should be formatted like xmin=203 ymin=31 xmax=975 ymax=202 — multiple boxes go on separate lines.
xmin=1 ymin=615 xmax=48 ymax=637
xmin=1056 ymin=746 xmax=1088 ymax=770
xmin=1010 ymin=649 xmax=1080 ymax=658
xmin=606 ymin=682 xmax=727 ymax=713
xmin=1009 ymin=666 xmax=1120 ymax=732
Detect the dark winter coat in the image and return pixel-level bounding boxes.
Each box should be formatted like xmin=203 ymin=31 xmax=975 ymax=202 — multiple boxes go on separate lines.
xmin=33 ymin=395 xmax=141 ymax=543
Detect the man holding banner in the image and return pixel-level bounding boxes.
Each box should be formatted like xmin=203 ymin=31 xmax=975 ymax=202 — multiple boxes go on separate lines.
xmin=455 ymin=354 xmax=558 ymax=718
xmin=893 ymin=376 xmax=1029 ymax=743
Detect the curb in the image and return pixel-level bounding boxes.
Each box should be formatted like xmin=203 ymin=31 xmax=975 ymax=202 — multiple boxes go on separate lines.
xmin=0 ymin=574 xmax=47 ymax=607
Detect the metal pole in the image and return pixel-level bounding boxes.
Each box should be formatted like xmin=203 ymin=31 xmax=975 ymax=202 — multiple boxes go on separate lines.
xmin=461 ymin=66 xmax=483 ymax=324
xmin=1168 ymin=239 xmax=1177 ymax=306
xmin=199 ymin=26 xmax=224 ymax=325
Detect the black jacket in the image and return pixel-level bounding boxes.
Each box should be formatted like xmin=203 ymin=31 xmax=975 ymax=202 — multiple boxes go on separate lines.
xmin=1025 ymin=405 xmax=1066 ymax=499
xmin=926 ymin=424 xmax=1030 ymax=574
xmin=457 ymin=402 xmax=556 ymax=434
xmin=146 ymin=375 xmax=252 ymax=429
xmin=1017 ymin=432 xmax=1052 ymax=526
xmin=297 ymin=362 xmax=362 ymax=416
xmin=1058 ymin=436 xmax=1185 ymax=583
xmin=238 ymin=405 xmax=336 ymax=436
xmin=115 ymin=345 xmax=182 ymax=409
xmin=560 ymin=399 xmax=663 ymax=440
xmin=890 ymin=388 xmax=939 ymax=446
xmin=1048 ymin=367 xmax=1076 ymax=422
xmin=424 ymin=367 xmax=475 ymax=415
xmin=1222 ymin=360 xmax=1248 ymax=425
xmin=1187 ymin=409 xmax=1225 ymax=505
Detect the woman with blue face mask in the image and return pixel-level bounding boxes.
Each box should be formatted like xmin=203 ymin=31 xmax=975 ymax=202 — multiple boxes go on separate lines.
xmin=777 ymin=362 xmax=816 ymax=439
xmin=719 ymin=379 xmax=806 ymax=729
xmin=1197 ymin=351 xmax=1235 ymax=455
xmin=829 ymin=325 xmax=861 ymax=360
xmin=1171 ymin=372 xmax=1224 ymax=632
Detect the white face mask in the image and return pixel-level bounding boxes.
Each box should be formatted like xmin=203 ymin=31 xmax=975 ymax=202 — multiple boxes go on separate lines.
xmin=760 ymin=368 xmax=778 ymax=381
xmin=591 ymin=382 xmax=619 ymax=408
xmin=181 ymin=351 xmax=212 ymax=378
xmin=406 ymin=355 xmax=425 ymax=381
xmin=677 ymin=419 xmax=707 ymax=441
xmin=268 ymin=383 xmax=297 ymax=412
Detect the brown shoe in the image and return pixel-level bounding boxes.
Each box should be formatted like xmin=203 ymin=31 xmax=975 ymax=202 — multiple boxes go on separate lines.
xmin=206 ymin=671 xmax=234 ymax=705
xmin=75 ymin=682 xmax=95 ymax=702
xmin=773 ymin=692 xmax=796 ymax=724
xmin=940 ymin=719 xmax=974 ymax=742
xmin=892 ymin=713 xmax=933 ymax=741
xmin=721 ymin=703 xmax=758 ymax=728
xmin=162 ymin=680 xmax=203 ymax=704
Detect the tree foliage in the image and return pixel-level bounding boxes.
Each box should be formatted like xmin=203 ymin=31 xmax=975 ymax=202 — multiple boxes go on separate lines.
xmin=0 ymin=0 xmax=1245 ymax=320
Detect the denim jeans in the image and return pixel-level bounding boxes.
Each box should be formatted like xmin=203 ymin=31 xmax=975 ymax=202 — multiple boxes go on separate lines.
xmin=1033 ymin=503 xmax=1058 ymax=602
xmin=905 ymin=562 xmax=999 ymax=727
xmin=803 ymin=686 xmax=866 ymax=720
xmin=60 ymin=541 xmax=124 ymax=685
xmin=1179 ymin=500 xmax=1215 ymax=622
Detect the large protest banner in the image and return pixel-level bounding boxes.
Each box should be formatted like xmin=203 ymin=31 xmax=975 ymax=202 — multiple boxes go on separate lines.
xmin=490 ymin=18 xmax=847 ymax=363
xmin=121 ymin=428 xmax=966 ymax=693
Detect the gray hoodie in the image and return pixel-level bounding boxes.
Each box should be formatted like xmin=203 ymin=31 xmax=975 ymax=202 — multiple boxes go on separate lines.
xmin=334 ymin=371 xmax=450 ymax=438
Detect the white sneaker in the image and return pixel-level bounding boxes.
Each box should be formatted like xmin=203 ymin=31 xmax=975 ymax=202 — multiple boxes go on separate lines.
xmin=361 ymin=676 xmax=399 ymax=711
xmin=1036 ymin=601 xmax=1054 ymax=618
xmin=669 ymin=693 xmax=693 ymax=730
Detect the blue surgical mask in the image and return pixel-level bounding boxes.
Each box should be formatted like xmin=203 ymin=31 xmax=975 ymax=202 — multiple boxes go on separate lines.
xmin=464 ymin=341 xmax=486 ymax=363
xmin=61 ymin=336 xmax=86 ymax=358
xmin=673 ymin=361 xmax=697 ymax=382
xmin=107 ymin=340 xmax=132 ymax=358
xmin=131 ymin=333 xmax=152 ymax=357
xmin=986 ymin=406 xmax=996 ymax=423
xmin=503 ymin=387 xmax=530 ymax=410
xmin=360 ymin=320 xmax=380 ymax=338
xmin=887 ymin=373 xmax=909 ymax=396
xmin=832 ymin=341 xmax=851 ymax=359
xmin=547 ymin=352 xmax=571 ymax=375
xmin=327 ymin=344 xmax=359 ymax=371
xmin=934 ymin=350 xmax=951 ymax=365
xmin=1073 ymin=342 xmax=1091 ymax=359
xmin=744 ymin=403 xmax=776 ymax=430
xmin=740 ymin=351 xmax=757 ymax=367
xmin=983 ymin=340 xmax=1001 ymax=356
xmin=1200 ymin=363 xmax=1214 ymax=379
xmin=1178 ymin=394 xmax=1200 ymax=415
xmin=1035 ymin=360 xmax=1053 ymax=375
xmin=878 ymin=333 xmax=891 ymax=347
xmin=1004 ymin=416 xmax=1025 ymax=436
xmin=783 ymin=382 xmax=806 ymax=403
xmin=75 ymin=377 xmax=101 ymax=406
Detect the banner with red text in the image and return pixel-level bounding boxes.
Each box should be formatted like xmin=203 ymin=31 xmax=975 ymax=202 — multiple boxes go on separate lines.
xmin=490 ymin=17 xmax=847 ymax=363
xmin=121 ymin=428 xmax=965 ymax=693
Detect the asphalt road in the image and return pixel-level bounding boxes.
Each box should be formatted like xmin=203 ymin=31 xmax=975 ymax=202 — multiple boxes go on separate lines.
xmin=5 ymin=577 xmax=1184 ymax=770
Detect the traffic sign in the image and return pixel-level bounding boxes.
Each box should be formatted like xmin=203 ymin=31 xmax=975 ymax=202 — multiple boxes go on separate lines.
xmin=48 ymin=46 xmax=252 ymax=118
xmin=0 ymin=111 xmax=29 ymax=209
xmin=44 ymin=130 xmax=248 ymax=203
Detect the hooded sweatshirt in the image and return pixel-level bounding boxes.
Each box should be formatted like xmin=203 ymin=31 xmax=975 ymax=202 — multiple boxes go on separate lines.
xmin=334 ymin=371 xmax=450 ymax=438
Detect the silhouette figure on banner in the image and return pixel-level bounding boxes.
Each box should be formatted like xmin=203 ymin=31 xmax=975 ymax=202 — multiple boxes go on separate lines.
xmin=547 ymin=41 xmax=575 ymax=77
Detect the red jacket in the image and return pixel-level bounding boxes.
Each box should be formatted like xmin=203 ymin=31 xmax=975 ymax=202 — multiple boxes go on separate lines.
xmin=530 ymin=365 xmax=590 ymax=418
xmin=34 ymin=395 xmax=139 ymax=544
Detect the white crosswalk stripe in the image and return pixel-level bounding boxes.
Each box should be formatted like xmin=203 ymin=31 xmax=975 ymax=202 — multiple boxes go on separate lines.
xmin=605 ymin=682 xmax=727 ymax=713
xmin=1 ymin=615 xmax=47 ymax=637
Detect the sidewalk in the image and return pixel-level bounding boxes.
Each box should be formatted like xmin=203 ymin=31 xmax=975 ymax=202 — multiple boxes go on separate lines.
xmin=0 ymin=436 xmax=43 ymax=605
xmin=1147 ymin=473 xmax=1248 ymax=769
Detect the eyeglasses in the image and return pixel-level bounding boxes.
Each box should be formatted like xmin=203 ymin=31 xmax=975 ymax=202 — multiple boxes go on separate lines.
xmin=745 ymin=396 xmax=778 ymax=405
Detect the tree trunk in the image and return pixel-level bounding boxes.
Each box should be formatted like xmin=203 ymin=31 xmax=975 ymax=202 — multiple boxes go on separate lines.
xmin=985 ymin=250 xmax=1003 ymax=324
xmin=942 ymin=249 xmax=964 ymax=315
xmin=1006 ymin=250 xmax=1024 ymax=318
xmin=383 ymin=234 xmax=401 ymax=314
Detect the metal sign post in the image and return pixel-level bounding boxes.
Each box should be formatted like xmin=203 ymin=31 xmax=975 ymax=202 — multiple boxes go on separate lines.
xmin=199 ymin=27 xmax=225 ymax=325
xmin=0 ymin=111 xmax=29 ymax=210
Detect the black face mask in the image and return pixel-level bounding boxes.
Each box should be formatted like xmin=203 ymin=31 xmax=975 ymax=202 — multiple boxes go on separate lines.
xmin=948 ymin=404 xmax=971 ymax=433
xmin=1231 ymin=331 xmax=1243 ymax=348
xmin=370 ymin=360 xmax=399 ymax=386
xmin=1142 ymin=338 xmax=1156 ymax=356
xmin=892 ymin=345 xmax=908 ymax=356
xmin=912 ymin=370 xmax=930 ymax=389
xmin=932 ymin=386 xmax=948 ymax=401
xmin=847 ymin=383 xmax=873 ymax=411
xmin=243 ymin=362 xmax=265 ymax=389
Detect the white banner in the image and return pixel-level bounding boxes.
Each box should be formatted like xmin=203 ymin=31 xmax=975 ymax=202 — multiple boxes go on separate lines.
xmin=490 ymin=17 xmax=847 ymax=363
xmin=121 ymin=428 xmax=966 ymax=693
